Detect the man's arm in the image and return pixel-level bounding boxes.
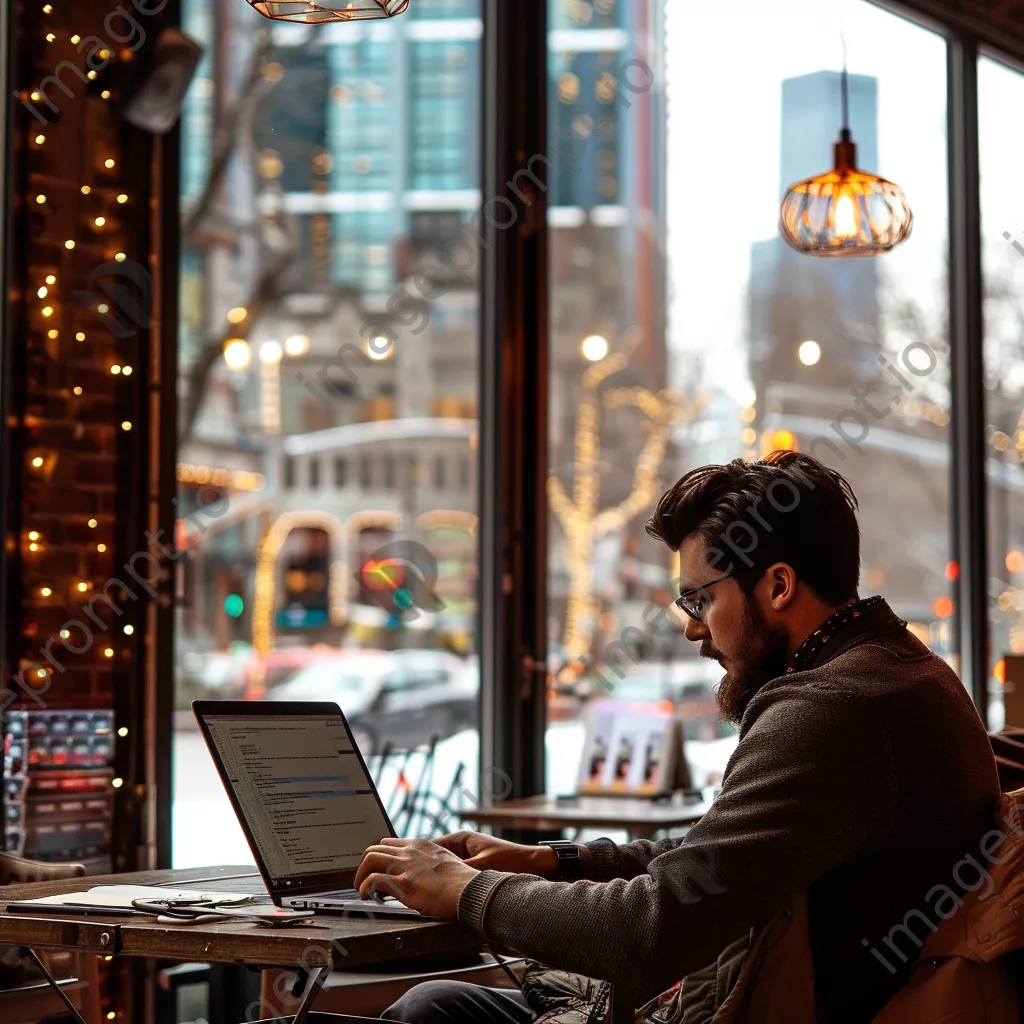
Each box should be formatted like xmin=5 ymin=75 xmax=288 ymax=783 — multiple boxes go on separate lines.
xmin=457 ymin=685 xmax=890 ymax=999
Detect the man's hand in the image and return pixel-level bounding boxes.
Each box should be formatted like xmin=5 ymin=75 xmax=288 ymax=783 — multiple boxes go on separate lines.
xmin=436 ymin=830 xmax=559 ymax=878
xmin=354 ymin=838 xmax=480 ymax=918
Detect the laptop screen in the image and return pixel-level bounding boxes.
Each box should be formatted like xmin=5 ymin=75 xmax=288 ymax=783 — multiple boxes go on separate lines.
xmin=200 ymin=712 xmax=392 ymax=883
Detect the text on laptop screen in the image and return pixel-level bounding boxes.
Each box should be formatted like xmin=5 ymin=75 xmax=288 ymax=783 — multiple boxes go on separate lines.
xmin=203 ymin=714 xmax=390 ymax=881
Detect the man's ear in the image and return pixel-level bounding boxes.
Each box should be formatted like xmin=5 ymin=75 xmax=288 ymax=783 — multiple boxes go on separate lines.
xmin=766 ymin=562 xmax=798 ymax=610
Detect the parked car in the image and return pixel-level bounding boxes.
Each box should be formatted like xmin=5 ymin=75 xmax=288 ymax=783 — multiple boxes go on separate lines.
xmin=266 ymin=650 xmax=477 ymax=755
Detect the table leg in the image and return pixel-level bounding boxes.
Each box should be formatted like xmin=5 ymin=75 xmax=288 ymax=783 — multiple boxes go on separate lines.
xmin=291 ymin=963 xmax=332 ymax=1024
xmin=608 ymin=983 xmax=636 ymax=1024
xmin=25 ymin=949 xmax=89 ymax=1024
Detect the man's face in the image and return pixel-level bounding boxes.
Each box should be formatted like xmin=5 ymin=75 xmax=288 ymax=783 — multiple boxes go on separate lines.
xmin=677 ymin=535 xmax=790 ymax=723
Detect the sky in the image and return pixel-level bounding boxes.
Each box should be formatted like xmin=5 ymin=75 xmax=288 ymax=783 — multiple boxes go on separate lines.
xmin=664 ymin=0 xmax=1024 ymax=404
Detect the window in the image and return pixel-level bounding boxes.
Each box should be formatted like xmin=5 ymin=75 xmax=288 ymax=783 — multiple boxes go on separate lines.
xmin=173 ymin=0 xmax=482 ymax=867
xmin=545 ymin=0 xmax=952 ymax=796
xmin=979 ymin=55 xmax=1024 ymax=730
xmin=434 ymin=455 xmax=446 ymax=490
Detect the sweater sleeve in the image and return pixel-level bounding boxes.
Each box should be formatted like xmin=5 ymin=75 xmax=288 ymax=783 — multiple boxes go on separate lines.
xmin=456 ymin=685 xmax=890 ymax=1000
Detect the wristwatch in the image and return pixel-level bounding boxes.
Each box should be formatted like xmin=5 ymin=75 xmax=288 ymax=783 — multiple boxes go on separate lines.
xmin=539 ymin=840 xmax=582 ymax=881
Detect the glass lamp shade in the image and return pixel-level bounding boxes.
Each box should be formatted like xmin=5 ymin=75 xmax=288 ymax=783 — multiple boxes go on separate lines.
xmin=247 ymin=0 xmax=409 ymax=23
xmin=779 ymin=132 xmax=913 ymax=257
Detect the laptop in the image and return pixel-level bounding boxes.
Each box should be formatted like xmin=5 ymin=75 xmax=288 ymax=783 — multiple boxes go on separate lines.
xmin=192 ymin=700 xmax=422 ymax=917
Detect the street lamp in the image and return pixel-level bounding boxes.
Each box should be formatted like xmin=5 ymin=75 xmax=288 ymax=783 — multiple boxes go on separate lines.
xmin=798 ymin=340 xmax=821 ymax=366
xmin=223 ymin=338 xmax=251 ymax=372
xmin=581 ymin=334 xmax=609 ymax=362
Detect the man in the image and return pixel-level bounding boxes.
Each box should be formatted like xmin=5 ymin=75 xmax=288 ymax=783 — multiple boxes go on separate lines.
xmin=355 ymin=452 xmax=999 ymax=1024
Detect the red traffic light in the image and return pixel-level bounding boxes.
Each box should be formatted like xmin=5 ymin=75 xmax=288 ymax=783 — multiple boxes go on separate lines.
xmin=361 ymin=559 xmax=406 ymax=591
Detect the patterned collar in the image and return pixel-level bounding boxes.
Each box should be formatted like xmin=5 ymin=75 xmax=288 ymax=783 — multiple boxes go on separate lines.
xmin=786 ymin=595 xmax=895 ymax=674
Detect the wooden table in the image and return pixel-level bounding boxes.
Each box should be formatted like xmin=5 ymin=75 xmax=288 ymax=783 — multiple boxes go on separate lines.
xmin=0 ymin=865 xmax=481 ymax=1024
xmin=456 ymin=794 xmax=712 ymax=841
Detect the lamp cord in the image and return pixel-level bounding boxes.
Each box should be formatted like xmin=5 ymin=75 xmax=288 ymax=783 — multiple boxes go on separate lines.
xmin=840 ymin=31 xmax=849 ymax=132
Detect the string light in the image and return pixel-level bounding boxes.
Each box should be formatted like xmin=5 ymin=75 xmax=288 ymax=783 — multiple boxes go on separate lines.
xmin=114 ymin=252 xmax=125 ymax=262
xmin=111 ymin=365 xmax=121 ymax=374
xmin=42 ymin=3 xmax=51 ymax=11
xmin=101 ymin=90 xmax=110 ymax=99
xmin=117 ymin=194 xmax=127 ymax=204
xmin=28 ymin=532 xmax=39 ymax=541
xmin=76 ymin=332 xmax=85 ymax=341
xmin=227 ymin=307 xmax=248 ymax=323
xmin=73 ymin=386 xmax=83 ymax=395
xmin=121 ymin=421 xmax=132 ymax=431
xmin=31 ymin=456 xmax=43 ymax=468
xmin=37 ymin=286 xmax=47 ymax=298
xmin=35 ymin=194 xmax=46 ymax=204
xmin=77 ymin=582 xmax=90 ymax=592
xmin=45 ymin=274 xmax=55 ymax=284
xmin=41 ymin=305 xmax=53 ymax=317
xmin=64 ymin=239 xmax=75 ymax=249
xmin=122 ymin=627 xmax=133 ymax=637
xmin=40 ymin=587 xmax=51 ymax=598
xmin=122 ymin=365 xmax=132 ymax=375
xmin=111 ymin=778 xmax=123 ymax=789
xmin=88 ymin=519 xmax=98 ymax=528
xmin=81 ymin=185 xmax=91 ymax=195
xmin=34 ymin=134 xmax=45 ymax=145
xmin=70 ymin=33 xmax=80 ymax=43
xmin=29 ymin=543 xmax=39 ymax=552
xmin=104 ymin=158 xmax=115 ymax=169
xmin=94 ymin=216 xmax=106 ymax=227
xmin=47 ymin=329 xmax=58 ymax=338
xmin=104 ymin=648 xmax=114 ymax=658
xmin=97 ymin=543 xmax=107 ymax=552
xmin=45 ymin=32 xmax=55 ymax=42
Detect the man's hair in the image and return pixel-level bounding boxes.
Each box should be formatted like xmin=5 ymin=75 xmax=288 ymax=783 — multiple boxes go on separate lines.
xmin=646 ymin=451 xmax=860 ymax=605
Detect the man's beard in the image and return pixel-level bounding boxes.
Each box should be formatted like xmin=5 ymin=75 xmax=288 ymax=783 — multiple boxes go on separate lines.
xmin=700 ymin=596 xmax=790 ymax=724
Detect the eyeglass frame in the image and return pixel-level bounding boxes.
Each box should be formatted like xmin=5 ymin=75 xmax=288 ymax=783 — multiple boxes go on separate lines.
xmin=674 ymin=572 xmax=735 ymax=622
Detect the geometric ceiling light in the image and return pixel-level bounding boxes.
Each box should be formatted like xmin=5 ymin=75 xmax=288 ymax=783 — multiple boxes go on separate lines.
xmin=246 ymin=0 xmax=409 ymax=22
xmin=779 ymin=61 xmax=913 ymax=257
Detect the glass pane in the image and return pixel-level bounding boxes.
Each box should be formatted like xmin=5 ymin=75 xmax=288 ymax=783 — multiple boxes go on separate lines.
xmin=174 ymin=0 xmax=482 ymax=867
xmin=980 ymin=55 xmax=1024 ymax=732
xmin=546 ymin=1 xmax=951 ymax=801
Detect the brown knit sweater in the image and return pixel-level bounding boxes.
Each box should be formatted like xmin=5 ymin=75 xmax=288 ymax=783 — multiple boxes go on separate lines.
xmin=457 ymin=599 xmax=1000 ymax=1024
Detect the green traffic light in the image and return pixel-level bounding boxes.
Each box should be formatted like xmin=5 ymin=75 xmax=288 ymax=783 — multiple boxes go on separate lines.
xmin=224 ymin=593 xmax=245 ymax=618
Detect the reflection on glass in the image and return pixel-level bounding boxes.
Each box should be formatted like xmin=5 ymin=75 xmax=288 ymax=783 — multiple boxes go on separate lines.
xmin=546 ymin=0 xmax=952 ymax=796
xmin=980 ymin=56 xmax=1024 ymax=731
xmin=174 ymin=0 xmax=481 ymax=866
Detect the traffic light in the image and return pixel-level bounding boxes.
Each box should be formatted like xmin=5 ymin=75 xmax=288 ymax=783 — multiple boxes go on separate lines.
xmin=277 ymin=527 xmax=331 ymax=630
xmin=354 ymin=536 xmax=446 ymax=621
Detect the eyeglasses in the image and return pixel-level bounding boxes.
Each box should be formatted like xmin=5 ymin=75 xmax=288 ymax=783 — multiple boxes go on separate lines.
xmin=675 ymin=573 xmax=734 ymax=622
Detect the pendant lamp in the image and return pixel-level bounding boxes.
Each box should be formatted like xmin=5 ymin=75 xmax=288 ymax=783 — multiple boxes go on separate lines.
xmin=779 ymin=62 xmax=912 ymax=257
xmin=246 ymin=0 xmax=409 ymax=23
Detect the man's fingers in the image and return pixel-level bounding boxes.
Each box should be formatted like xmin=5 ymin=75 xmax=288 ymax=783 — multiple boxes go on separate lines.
xmin=358 ymin=872 xmax=407 ymax=902
xmin=435 ymin=831 xmax=472 ymax=854
xmin=354 ymin=850 xmax=395 ymax=888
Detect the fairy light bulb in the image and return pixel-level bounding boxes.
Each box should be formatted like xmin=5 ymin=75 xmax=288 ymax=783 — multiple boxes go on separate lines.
xmin=34 ymin=134 xmax=45 ymax=145
xmin=64 ymin=240 xmax=75 ymax=250
xmin=31 ymin=456 xmax=43 ymax=468
xmin=40 ymin=587 xmax=52 ymax=597
xmin=37 ymin=286 xmax=47 ymax=298
xmin=117 ymin=194 xmax=128 ymax=204
xmin=35 ymin=194 xmax=46 ymax=204
xmin=28 ymin=532 xmax=39 ymax=541
xmin=94 ymin=216 xmax=106 ymax=227
xmin=45 ymin=274 xmax=55 ymax=284
xmin=104 ymin=158 xmax=115 ymax=169
xmin=70 ymin=33 xmax=80 ymax=43
xmin=88 ymin=518 xmax=98 ymax=528
xmin=81 ymin=185 xmax=91 ymax=195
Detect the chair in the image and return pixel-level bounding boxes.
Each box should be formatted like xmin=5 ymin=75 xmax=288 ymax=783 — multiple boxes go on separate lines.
xmin=0 ymin=852 xmax=102 ymax=1024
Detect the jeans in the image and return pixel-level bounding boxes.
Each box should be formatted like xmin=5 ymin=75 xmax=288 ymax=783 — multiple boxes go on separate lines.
xmin=383 ymin=981 xmax=536 ymax=1024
